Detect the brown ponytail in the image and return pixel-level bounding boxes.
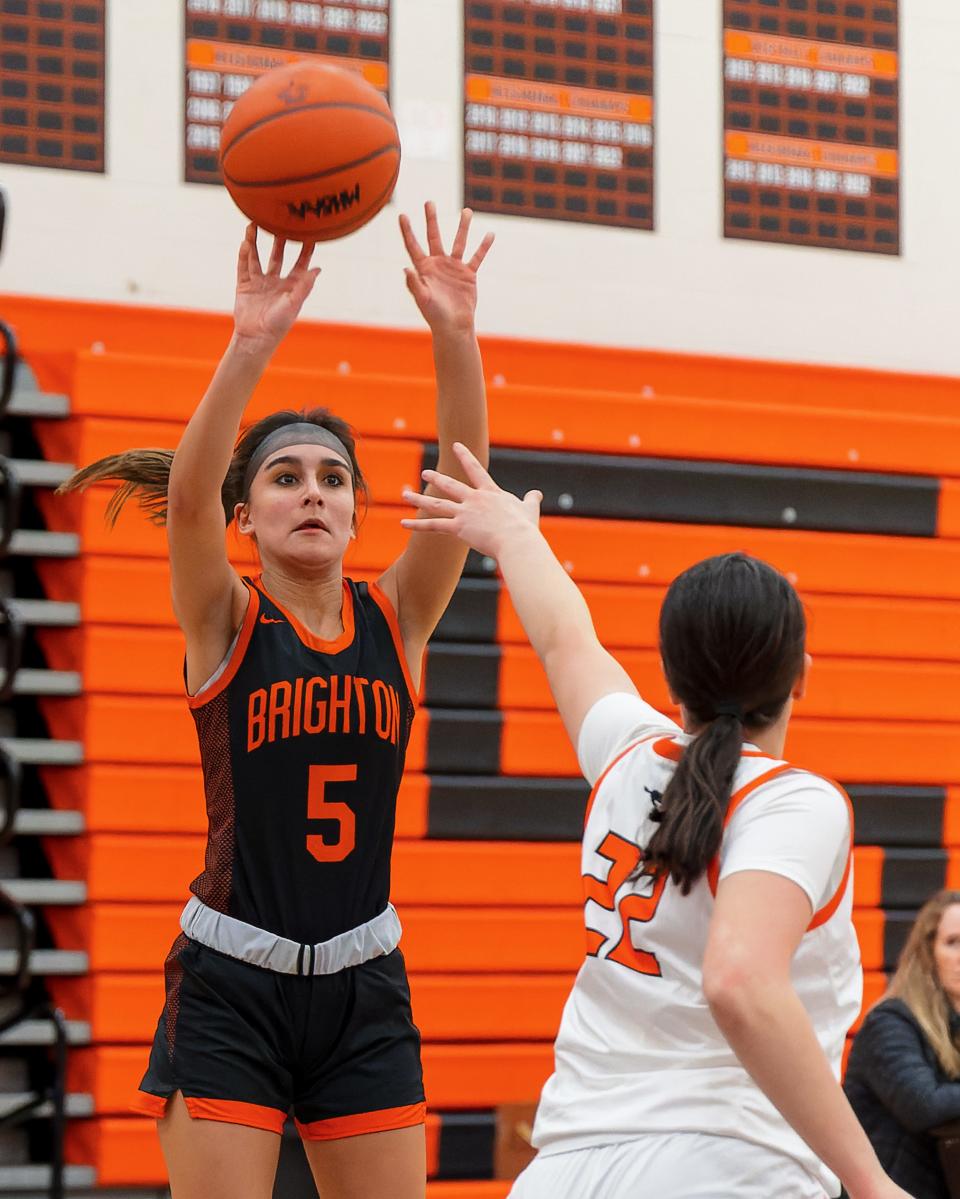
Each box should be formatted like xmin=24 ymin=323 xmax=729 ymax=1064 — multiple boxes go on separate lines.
xmin=57 ymin=408 xmax=367 ymax=526
xmin=645 ymin=552 xmax=806 ymax=895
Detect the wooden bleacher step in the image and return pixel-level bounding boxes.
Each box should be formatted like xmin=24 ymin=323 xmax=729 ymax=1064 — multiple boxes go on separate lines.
xmin=5 ymin=533 xmax=77 ymax=560
xmin=3 ymin=671 xmax=79 ymax=698
xmin=2 ymin=362 xmax=68 ymax=422
xmin=0 ymin=1095 xmax=91 ymax=1121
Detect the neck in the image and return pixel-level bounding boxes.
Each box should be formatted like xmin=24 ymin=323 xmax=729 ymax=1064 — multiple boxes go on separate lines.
xmin=259 ymin=562 xmax=345 ymax=638
xmin=681 ymin=705 xmax=792 ymax=759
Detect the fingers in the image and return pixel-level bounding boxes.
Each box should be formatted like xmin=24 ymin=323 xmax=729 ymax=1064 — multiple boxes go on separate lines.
xmin=399 ymin=213 xmax=426 ymax=266
xmin=451 ymin=441 xmax=497 ymax=490
xmin=292 ymin=240 xmax=316 ymax=273
xmin=237 ymin=237 xmax=251 ymax=288
xmin=416 ymin=469 xmax=473 ymax=502
xmin=522 ymin=489 xmax=543 ymax=525
xmin=402 ymin=490 xmax=459 ymax=518
xmin=399 ymin=517 xmax=457 ymax=535
xmin=266 ymin=235 xmax=287 ymax=276
xmin=424 ymin=200 xmax=444 ymax=257
xmin=403 ymin=267 xmax=431 ymax=311
xmin=245 ymin=224 xmax=263 ymax=278
xmin=450 ymin=208 xmax=472 ymax=261
xmin=468 ymin=231 xmax=496 ymax=273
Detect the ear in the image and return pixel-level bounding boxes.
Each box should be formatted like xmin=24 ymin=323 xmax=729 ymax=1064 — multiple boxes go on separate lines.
xmin=235 ymin=501 xmax=253 ymax=537
xmin=792 ymin=652 xmax=812 ymax=700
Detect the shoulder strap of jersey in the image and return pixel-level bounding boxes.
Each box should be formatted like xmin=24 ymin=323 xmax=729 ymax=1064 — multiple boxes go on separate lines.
xmin=360 ymin=579 xmax=420 ymax=707
xmin=706 ymin=762 xmax=854 ymax=932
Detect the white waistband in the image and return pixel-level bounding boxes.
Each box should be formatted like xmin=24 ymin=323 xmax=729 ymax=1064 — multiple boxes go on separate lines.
xmin=179 ymin=896 xmax=402 ymax=975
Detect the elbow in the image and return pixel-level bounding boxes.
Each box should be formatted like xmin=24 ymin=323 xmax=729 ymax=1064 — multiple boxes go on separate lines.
xmin=703 ymin=959 xmax=779 ymax=1035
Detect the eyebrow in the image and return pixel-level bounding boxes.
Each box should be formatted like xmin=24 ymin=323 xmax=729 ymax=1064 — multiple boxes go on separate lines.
xmin=264 ymin=454 xmax=351 ymax=472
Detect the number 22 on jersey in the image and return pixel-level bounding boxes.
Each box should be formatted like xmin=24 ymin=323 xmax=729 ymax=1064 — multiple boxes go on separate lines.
xmin=583 ymin=831 xmax=666 ymax=976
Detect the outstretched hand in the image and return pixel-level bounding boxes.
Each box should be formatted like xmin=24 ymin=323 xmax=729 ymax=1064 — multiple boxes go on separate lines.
xmin=233 ymin=225 xmax=321 ymax=349
xmin=401 ymin=442 xmax=541 ymax=558
xmin=399 ymin=203 xmax=494 ymax=335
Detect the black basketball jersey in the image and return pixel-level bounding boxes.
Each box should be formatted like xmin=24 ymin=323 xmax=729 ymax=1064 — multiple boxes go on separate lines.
xmin=186 ymin=575 xmax=416 ymax=945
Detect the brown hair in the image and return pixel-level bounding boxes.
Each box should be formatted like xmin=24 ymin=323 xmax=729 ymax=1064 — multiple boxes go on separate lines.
xmin=57 ymin=408 xmax=368 ymax=528
xmin=646 ymin=552 xmax=807 ymax=895
xmin=885 ymin=889 xmax=960 ymax=1078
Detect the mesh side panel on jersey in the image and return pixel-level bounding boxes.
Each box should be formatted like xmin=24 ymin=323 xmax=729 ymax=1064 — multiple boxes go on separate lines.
xmin=189 ymin=691 xmax=236 ymax=913
xmin=164 ymin=933 xmax=191 ymax=1059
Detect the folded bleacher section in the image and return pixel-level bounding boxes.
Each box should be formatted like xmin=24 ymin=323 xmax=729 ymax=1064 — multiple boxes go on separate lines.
xmin=2 ymin=292 xmax=959 ymax=1194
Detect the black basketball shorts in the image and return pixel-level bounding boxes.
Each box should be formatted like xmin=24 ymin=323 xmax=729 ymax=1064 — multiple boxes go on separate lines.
xmin=131 ymin=934 xmax=425 ymax=1139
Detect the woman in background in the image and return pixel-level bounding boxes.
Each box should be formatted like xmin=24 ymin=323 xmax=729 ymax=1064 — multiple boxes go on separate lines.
xmin=846 ymin=890 xmax=960 ymax=1199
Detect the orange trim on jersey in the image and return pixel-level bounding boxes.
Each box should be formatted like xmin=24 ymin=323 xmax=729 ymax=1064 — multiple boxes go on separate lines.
xmin=366 ymin=581 xmax=421 ymax=707
xmin=253 ymin=575 xmax=356 ymax=655
xmin=706 ymin=763 xmax=795 ymax=896
xmin=295 ymin=1101 xmax=426 ymax=1142
xmin=186 ymin=581 xmax=260 ymax=710
xmin=583 ymin=731 xmax=663 ymax=827
xmin=652 ymin=736 xmax=773 ymax=763
xmin=808 ymin=775 xmax=856 ymax=931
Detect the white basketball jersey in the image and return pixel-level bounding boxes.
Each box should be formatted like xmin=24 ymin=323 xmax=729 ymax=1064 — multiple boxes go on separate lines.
xmin=531 ymin=696 xmax=862 ymax=1198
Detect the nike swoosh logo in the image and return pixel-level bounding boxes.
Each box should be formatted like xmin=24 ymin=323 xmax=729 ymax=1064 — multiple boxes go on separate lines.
xmin=259 ymin=615 xmax=285 ymax=625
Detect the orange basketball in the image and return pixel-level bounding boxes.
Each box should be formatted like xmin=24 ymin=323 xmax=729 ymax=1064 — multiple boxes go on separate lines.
xmin=220 ymin=62 xmax=400 ymax=242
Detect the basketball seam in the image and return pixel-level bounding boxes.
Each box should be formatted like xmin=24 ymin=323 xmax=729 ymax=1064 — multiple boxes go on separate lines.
xmin=224 ymin=141 xmax=399 ymax=191
xmin=220 ymin=100 xmax=397 ymax=162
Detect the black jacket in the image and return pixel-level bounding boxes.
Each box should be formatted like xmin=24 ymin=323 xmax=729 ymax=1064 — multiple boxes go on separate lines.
xmin=844 ymin=998 xmax=960 ymax=1199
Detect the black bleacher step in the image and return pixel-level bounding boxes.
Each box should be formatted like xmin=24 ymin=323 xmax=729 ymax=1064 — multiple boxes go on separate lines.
xmin=0 ymin=670 xmax=80 ymax=698
xmin=883 ymin=909 xmax=917 ymax=970
xmin=0 ymin=950 xmax=86 ymax=976
xmin=881 ymin=849 xmax=948 ymax=907
xmin=0 ymin=741 xmax=82 ymax=767
xmin=849 ymin=785 xmax=945 ymax=847
xmin=427 ymin=776 xmax=587 ymax=840
xmin=10 ymin=810 xmax=82 ymax=837
xmin=0 ymin=880 xmax=85 ymax=906
xmin=0 ymin=1164 xmax=97 ymax=1194
xmin=4 ymin=363 xmax=69 ymax=422
xmin=5 ymin=600 xmax=79 ymax=629
xmin=5 ymin=532 xmax=78 ymax=560
xmin=0 ymin=1021 xmax=88 ymax=1048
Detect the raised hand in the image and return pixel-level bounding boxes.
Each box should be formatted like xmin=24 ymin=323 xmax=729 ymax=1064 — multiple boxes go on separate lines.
xmin=399 ymin=203 xmax=494 ymax=335
xmin=233 ymin=225 xmax=321 ymax=349
xmin=401 ymin=442 xmax=541 ymax=559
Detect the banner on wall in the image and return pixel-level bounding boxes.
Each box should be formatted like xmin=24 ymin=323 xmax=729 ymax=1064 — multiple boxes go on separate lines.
xmin=722 ymin=0 xmax=899 ymax=255
xmin=0 ymin=0 xmax=106 ymax=173
xmin=184 ymin=0 xmax=390 ymax=185
xmin=463 ymin=1 xmax=654 ymax=231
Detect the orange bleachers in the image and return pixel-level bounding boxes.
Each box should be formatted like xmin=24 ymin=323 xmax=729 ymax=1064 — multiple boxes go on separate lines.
xmin=5 ymin=293 xmax=959 ymax=1189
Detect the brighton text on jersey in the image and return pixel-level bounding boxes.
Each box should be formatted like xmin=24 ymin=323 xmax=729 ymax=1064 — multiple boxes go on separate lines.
xmin=246 ymin=673 xmax=403 ymax=752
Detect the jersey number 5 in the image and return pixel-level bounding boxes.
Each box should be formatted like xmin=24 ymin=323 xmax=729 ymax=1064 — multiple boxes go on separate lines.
xmin=583 ymin=831 xmax=666 ymax=976
xmin=306 ymin=764 xmax=357 ymax=862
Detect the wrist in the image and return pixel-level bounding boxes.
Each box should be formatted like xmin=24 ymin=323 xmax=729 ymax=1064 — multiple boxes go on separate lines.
xmin=492 ymin=518 xmax=544 ymax=564
xmin=228 ymin=330 xmax=280 ymax=362
xmin=429 ymin=319 xmax=478 ymax=346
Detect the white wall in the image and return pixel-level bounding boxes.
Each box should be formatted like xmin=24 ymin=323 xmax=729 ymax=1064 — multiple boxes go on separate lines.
xmin=1 ymin=0 xmax=958 ymax=375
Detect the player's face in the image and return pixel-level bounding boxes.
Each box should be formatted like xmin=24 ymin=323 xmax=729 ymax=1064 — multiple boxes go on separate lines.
xmin=238 ymin=443 xmax=356 ymax=569
xmin=933 ymin=903 xmax=960 ymax=1011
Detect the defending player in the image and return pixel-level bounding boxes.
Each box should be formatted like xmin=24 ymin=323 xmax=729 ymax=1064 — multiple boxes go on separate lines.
xmin=59 ymin=206 xmax=493 ymax=1199
xmin=402 ymin=444 xmax=915 ymax=1199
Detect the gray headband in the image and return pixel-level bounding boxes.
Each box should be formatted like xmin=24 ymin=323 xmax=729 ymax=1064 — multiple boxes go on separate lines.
xmin=242 ymin=423 xmax=354 ymax=498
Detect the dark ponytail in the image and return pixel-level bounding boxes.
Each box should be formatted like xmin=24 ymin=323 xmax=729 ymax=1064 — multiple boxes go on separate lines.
xmin=56 ymin=408 xmax=368 ymax=527
xmin=645 ymin=552 xmax=806 ymax=895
